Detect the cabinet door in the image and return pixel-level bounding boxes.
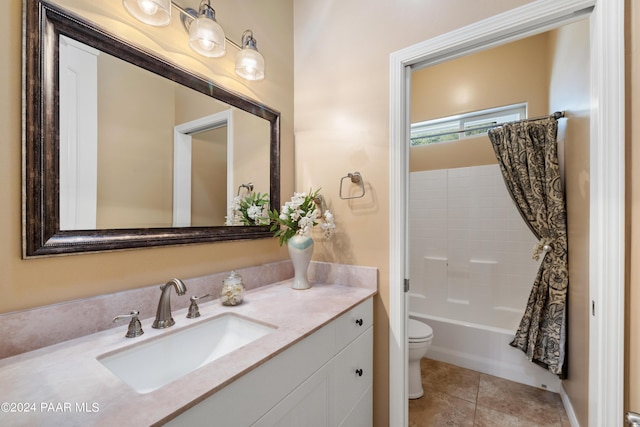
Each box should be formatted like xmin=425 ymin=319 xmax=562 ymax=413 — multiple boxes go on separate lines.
xmin=334 ymin=327 xmax=373 ymax=424
xmin=166 ymin=323 xmax=335 ymax=427
xmin=339 ymin=387 xmax=372 ymax=427
xmin=253 ymin=360 xmax=335 ymax=427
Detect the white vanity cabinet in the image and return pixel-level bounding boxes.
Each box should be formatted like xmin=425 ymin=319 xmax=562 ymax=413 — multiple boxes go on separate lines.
xmin=166 ymin=297 xmax=373 ymax=427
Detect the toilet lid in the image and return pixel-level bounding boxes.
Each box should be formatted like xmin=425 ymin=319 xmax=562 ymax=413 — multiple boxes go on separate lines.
xmin=408 ymin=319 xmax=433 ymax=340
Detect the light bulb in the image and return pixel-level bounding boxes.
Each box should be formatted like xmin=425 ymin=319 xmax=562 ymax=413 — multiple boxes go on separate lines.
xmin=188 ymin=15 xmax=225 ymax=57
xmin=198 ymin=39 xmax=214 ymax=51
xmin=138 ymin=0 xmax=158 ymax=15
xmin=243 ymin=58 xmax=257 ymax=72
xmin=235 ymin=48 xmax=264 ymax=81
xmin=122 ymin=0 xmax=171 ymax=26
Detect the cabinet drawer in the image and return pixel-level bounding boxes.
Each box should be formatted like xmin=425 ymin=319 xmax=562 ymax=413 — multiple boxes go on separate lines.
xmin=334 ymin=327 xmax=373 ymax=424
xmin=334 ymin=298 xmax=373 ymax=352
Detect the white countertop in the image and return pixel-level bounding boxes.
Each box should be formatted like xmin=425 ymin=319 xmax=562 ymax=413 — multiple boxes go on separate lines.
xmin=0 ymin=280 xmax=375 ymax=426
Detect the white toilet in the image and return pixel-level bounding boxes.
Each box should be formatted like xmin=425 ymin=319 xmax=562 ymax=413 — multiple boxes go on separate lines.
xmin=408 ymin=318 xmax=434 ymax=399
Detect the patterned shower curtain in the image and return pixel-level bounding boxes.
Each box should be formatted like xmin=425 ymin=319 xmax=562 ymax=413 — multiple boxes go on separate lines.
xmin=487 ymin=117 xmax=568 ymax=377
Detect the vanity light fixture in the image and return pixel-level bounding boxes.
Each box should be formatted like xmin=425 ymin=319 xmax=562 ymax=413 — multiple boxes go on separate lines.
xmin=122 ymin=0 xmax=172 ymax=26
xmin=185 ymin=0 xmax=225 ymax=58
xmin=122 ymin=0 xmax=265 ymax=81
xmin=235 ymin=30 xmax=265 ymax=81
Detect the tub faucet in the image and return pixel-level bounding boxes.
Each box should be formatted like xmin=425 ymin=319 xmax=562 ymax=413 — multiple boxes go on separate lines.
xmin=152 ymin=278 xmax=187 ymax=329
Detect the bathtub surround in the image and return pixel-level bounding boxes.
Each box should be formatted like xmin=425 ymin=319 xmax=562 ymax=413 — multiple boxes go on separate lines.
xmin=409 ymin=164 xmax=560 ymax=391
xmin=488 ymin=117 xmax=569 ymax=377
xmin=409 ymin=165 xmax=541 ymax=330
xmin=0 ymin=261 xmax=375 ymax=359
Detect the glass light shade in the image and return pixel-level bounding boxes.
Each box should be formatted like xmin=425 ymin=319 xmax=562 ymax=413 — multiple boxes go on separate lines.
xmin=235 ymin=48 xmax=265 ymax=81
xmin=188 ymin=17 xmax=226 ymax=58
xmin=122 ymin=0 xmax=171 ymax=26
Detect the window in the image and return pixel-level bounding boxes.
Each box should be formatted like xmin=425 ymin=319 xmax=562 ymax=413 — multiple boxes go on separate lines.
xmin=410 ymin=103 xmax=527 ymax=146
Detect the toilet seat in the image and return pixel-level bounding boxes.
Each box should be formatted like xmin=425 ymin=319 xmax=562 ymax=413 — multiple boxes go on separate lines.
xmin=408 ymin=319 xmax=433 ymax=342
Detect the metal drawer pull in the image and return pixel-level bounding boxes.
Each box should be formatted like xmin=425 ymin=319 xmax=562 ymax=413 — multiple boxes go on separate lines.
xmin=627 ymin=411 xmax=640 ymax=427
xmin=355 ymin=369 xmax=363 ymax=377
xmin=355 ymin=318 xmax=363 ymax=326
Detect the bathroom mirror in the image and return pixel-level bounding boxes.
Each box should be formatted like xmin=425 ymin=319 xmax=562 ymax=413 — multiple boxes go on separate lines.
xmin=22 ymin=0 xmax=280 ymax=257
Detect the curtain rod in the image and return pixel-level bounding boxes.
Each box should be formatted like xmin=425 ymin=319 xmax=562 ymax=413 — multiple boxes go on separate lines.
xmin=411 ymin=111 xmax=566 ymax=140
xmin=515 ymin=110 xmax=565 ymax=123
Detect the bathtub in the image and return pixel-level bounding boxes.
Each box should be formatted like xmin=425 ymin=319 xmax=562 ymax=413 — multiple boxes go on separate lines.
xmin=409 ymin=312 xmax=561 ymax=392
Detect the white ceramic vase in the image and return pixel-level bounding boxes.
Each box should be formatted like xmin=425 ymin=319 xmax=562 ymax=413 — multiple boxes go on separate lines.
xmin=287 ymin=234 xmax=314 ymax=290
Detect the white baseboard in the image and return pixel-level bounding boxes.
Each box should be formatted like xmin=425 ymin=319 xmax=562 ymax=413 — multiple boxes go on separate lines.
xmin=560 ymin=383 xmax=580 ymax=427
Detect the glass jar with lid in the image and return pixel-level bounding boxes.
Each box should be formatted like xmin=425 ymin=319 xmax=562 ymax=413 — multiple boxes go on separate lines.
xmin=220 ymin=271 xmax=245 ymax=306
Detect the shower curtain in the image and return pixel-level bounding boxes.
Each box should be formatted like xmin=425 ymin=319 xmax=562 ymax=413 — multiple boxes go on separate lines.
xmin=487 ymin=117 xmax=568 ymax=377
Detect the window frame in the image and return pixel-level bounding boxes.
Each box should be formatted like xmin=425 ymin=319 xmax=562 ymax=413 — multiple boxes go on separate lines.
xmin=410 ymin=103 xmax=527 ymax=146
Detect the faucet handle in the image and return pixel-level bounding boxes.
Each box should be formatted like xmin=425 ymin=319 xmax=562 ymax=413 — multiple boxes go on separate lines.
xmin=113 ymin=310 xmax=144 ymax=338
xmin=187 ymin=294 xmax=211 ymax=319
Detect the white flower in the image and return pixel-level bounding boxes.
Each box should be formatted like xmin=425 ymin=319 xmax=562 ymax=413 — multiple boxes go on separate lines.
xmin=291 ymin=192 xmax=306 ymax=206
xmin=320 ymin=210 xmax=336 ymax=239
xmin=247 ymin=205 xmax=262 ymax=220
xmin=226 ymin=192 xmax=270 ymax=226
xmin=269 ymin=189 xmax=336 ymax=245
xmin=297 ymin=217 xmax=315 ymax=236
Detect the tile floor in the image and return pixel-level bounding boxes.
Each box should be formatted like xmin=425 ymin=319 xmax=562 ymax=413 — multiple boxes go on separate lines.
xmin=409 ymin=359 xmax=571 ymax=427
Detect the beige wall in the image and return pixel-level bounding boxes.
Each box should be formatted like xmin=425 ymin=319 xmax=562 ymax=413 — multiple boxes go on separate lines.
xmin=293 ymin=0 xmax=533 ymax=424
xmin=410 ymin=33 xmax=550 ymax=172
xmin=1 ymin=0 xmax=293 ymax=312
xmin=627 ymin=0 xmax=640 ymax=416
xmin=97 ymin=53 xmax=175 ymax=228
xmin=233 ymin=111 xmax=271 ymax=198
xmin=547 ymin=20 xmax=591 ymax=427
xmin=191 ymin=127 xmax=227 ymax=226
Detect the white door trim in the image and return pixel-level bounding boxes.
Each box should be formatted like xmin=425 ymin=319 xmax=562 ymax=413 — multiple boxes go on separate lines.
xmin=59 ymin=35 xmax=100 ymax=230
xmin=587 ymin=0 xmax=626 ymax=425
xmin=388 ymin=0 xmax=624 ymax=425
xmin=173 ymin=110 xmax=233 ymax=227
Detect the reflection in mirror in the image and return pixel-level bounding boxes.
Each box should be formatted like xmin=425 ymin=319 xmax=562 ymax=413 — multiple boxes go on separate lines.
xmin=58 ymin=36 xmax=271 ymax=230
xmin=177 ymin=124 xmax=227 ymax=227
xmin=23 ymin=0 xmax=280 ymax=257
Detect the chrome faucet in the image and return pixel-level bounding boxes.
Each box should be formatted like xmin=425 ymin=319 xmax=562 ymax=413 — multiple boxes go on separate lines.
xmin=152 ymin=278 xmax=187 ymax=329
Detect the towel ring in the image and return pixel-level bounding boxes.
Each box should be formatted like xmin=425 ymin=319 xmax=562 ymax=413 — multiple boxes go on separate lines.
xmin=237 ymin=182 xmax=254 ymax=196
xmin=340 ymin=172 xmax=365 ymax=199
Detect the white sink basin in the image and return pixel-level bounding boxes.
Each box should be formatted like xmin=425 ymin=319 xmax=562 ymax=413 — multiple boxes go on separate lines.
xmin=98 ymin=313 xmax=276 ymax=394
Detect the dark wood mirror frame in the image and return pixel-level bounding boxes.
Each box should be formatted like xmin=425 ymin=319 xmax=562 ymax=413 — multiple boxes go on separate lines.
xmin=22 ymin=0 xmax=280 ymax=257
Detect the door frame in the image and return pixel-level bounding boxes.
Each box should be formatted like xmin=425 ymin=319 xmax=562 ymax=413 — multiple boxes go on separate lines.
xmin=173 ymin=110 xmax=234 ymax=227
xmin=388 ymin=0 xmax=625 ymax=425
